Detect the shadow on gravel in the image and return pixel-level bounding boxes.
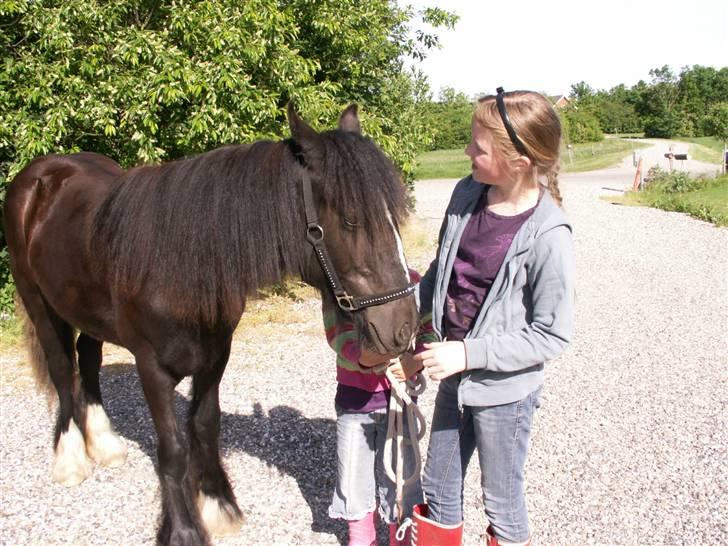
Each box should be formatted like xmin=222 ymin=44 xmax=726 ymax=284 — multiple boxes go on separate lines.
xmin=221 ymin=403 xmax=348 ymax=543
xmin=99 ymin=363 xmax=351 ymax=544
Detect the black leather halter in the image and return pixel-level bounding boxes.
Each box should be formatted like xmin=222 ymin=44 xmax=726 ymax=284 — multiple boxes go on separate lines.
xmin=301 ymin=170 xmax=415 ymax=312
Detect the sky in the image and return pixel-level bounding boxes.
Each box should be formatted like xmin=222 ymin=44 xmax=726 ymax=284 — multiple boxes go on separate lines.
xmin=401 ymin=0 xmax=727 ymax=99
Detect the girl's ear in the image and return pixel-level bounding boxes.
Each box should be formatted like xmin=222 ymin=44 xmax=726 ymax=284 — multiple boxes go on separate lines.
xmin=513 ymin=154 xmax=532 ymax=172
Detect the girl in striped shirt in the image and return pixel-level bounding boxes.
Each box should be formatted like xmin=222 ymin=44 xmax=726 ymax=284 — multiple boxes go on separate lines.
xmin=325 ymin=270 xmax=435 ymax=546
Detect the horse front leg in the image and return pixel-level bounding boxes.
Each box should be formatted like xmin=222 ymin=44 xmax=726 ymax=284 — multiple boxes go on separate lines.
xmin=188 ymin=344 xmax=244 ymax=537
xmin=136 ymin=351 xmax=208 ymax=546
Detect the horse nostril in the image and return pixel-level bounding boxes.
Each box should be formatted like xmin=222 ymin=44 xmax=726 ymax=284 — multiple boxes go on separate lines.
xmin=397 ymin=322 xmax=413 ymax=346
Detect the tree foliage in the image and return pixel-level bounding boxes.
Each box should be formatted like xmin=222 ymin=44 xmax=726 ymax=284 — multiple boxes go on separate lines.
xmin=421 ymin=87 xmax=473 ymax=151
xmin=560 ymin=107 xmax=603 ymax=144
xmin=576 ymin=65 xmax=728 ymax=139
xmin=0 ymin=0 xmax=454 ymax=182
xmin=703 ymin=103 xmax=728 ymax=142
xmin=0 ymin=0 xmax=456 ymax=316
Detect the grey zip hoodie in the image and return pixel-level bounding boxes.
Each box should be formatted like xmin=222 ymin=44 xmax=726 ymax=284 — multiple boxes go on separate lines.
xmin=417 ymin=175 xmax=575 ymax=407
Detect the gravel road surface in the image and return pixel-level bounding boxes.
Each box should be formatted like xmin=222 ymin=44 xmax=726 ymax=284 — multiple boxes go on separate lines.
xmin=1 ymin=140 xmax=726 ymax=545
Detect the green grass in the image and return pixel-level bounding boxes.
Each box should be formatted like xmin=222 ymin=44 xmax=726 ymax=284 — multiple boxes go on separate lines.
xmin=607 ymin=132 xmax=645 ymax=138
xmin=609 ymin=173 xmax=728 ymax=226
xmin=414 ymin=139 xmax=651 ymax=179
xmin=679 ymin=136 xmax=725 ymax=164
xmin=0 ymin=315 xmax=23 ymax=352
xmin=413 ymin=148 xmax=471 ymax=180
xmin=560 ymin=140 xmax=651 ymax=172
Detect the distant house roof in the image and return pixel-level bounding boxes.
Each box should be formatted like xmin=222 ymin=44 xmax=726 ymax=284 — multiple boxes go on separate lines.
xmin=548 ymin=95 xmax=571 ymax=109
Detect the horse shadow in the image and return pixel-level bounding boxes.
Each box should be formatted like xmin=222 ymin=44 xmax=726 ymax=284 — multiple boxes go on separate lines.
xmin=99 ymin=363 xmax=352 ymax=543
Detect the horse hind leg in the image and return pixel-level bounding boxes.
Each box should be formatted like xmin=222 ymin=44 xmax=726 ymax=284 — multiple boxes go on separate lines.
xmin=16 ymin=290 xmax=93 ymax=486
xmin=76 ymin=334 xmax=127 ymax=467
xmin=188 ymin=345 xmax=243 ymax=537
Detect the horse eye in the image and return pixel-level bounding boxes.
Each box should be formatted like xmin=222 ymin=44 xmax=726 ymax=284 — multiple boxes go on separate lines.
xmin=343 ymin=217 xmax=358 ymax=229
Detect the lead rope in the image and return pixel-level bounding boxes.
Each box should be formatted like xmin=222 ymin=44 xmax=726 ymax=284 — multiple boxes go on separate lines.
xmin=383 ymin=362 xmax=427 ymax=542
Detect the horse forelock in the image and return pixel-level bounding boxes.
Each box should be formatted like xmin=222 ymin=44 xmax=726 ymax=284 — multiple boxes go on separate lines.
xmin=318 ymin=130 xmax=407 ymax=242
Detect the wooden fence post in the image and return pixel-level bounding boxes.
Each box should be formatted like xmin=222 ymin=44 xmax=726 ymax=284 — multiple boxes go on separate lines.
xmin=632 ymin=156 xmax=644 ymax=191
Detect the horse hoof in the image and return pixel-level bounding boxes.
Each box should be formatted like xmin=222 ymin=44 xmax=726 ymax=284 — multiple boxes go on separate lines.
xmin=52 ymin=421 xmax=93 ymax=486
xmin=197 ymin=493 xmax=245 ymax=537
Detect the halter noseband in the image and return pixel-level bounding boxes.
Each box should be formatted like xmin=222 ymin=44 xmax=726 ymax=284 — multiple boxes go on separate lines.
xmin=301 ymin=170 xmax=416 ymax=312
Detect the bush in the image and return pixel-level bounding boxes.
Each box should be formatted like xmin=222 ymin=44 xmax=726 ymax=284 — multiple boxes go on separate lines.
xmin=561 ymin=108 xmax=603 ymax=143
xmin=702 ymin=103 xmax=728 ymax=142
xmin=643 ymin=112 xmax=681 ymax=138
xmin=637 ymin=169 xmax=728 ymax=226
xmin=422 ymin=87 xmax=473 ymax=151
xmin=642 ymin=166 xmax=703 ymax=193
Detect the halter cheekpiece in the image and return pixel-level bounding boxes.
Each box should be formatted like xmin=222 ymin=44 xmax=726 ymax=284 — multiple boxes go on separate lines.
xmin=301 ymin=170 xmax=415 ymax=311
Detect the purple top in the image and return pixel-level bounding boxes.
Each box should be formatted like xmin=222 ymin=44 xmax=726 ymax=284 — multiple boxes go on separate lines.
xmin=443 ymin=188 xmax=538 ymax=341
xmin=335 ymin=385 xmax=389 ymax=412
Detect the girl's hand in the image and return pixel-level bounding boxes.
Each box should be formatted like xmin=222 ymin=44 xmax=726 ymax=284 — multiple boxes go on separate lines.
xmin=413 ymin=341 xmax=466 ymax=381
xmin=388 ymin=353 xmax=422 ymax=382
xmin=387 ymin=358 xmax=406 ymax=381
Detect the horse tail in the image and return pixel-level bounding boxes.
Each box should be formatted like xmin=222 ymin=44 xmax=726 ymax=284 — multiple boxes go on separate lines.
xmin=14 ymin=292 xmax=53 ymax=396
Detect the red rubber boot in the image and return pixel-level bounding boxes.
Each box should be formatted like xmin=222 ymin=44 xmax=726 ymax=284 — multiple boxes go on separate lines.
xmin=410 ymin=504 xmax=463 ymax=546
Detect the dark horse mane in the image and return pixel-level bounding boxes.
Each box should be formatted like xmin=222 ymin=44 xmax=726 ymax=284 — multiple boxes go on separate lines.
xmin=92 ymin=130 xmax=407 ymax=325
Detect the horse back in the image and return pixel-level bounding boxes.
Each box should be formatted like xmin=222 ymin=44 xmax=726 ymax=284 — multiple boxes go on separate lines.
xmin=6 ymin=151 xmax=122 ymax=253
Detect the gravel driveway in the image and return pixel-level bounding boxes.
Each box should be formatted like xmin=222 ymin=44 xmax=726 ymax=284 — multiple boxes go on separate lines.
xmin=1 ymin=140 xmax=726 ymax=545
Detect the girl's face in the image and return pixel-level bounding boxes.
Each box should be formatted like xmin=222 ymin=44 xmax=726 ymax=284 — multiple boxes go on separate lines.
xmin=465 ymin=121 xmax=507 ymax=185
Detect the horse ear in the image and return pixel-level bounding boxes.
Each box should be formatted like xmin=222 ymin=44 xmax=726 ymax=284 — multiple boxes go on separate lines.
xmin=288 ymin=102 xmax=325 ymax=169
xmin=338 ymin=104 xmax=361 ymax=134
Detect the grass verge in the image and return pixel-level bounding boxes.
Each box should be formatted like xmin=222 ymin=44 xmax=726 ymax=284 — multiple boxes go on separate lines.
xmin=413 ymin=148 xmax=470 ymax=180
xmin=681 ymin=136 xmax=725 ymax=164
xmin=561 ymin=140 xmax=651 ymax=172
xmin=607 ymin=172 xmax=728 ymax=226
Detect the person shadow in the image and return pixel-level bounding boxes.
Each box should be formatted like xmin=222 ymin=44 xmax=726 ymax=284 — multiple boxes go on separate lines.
xmin=99 ymin=362 xmax=362 ymax=544
xmin=220 ymin=402 xmax=344 ymax=538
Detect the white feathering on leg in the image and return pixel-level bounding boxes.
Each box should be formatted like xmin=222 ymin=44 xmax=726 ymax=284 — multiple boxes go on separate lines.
xmin=85 ymin=404 xmax=127 ymax=467
xmin=197 ymin=492 xmax=244 ymax=537
xmin=52 ymin=420 xmax=93 ymax=486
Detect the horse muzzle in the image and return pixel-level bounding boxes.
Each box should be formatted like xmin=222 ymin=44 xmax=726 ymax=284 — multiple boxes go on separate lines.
xmin=361 ymin=295 xmax=419 ymax=356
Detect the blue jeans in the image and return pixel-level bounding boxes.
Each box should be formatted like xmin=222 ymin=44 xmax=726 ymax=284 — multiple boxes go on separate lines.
xmin=329 ymin=405 xmax=423 ymax=523
xmin=422 ymin=376 xmax=541 ymax=543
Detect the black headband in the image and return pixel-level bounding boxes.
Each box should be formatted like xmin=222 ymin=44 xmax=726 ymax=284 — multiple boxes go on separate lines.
xmin=495 ymin=87 xmax=529 ymax=157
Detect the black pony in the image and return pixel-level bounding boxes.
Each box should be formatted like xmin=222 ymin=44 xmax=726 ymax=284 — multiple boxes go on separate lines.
xmin=3 ymin=104 xmax=418 ymax=545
